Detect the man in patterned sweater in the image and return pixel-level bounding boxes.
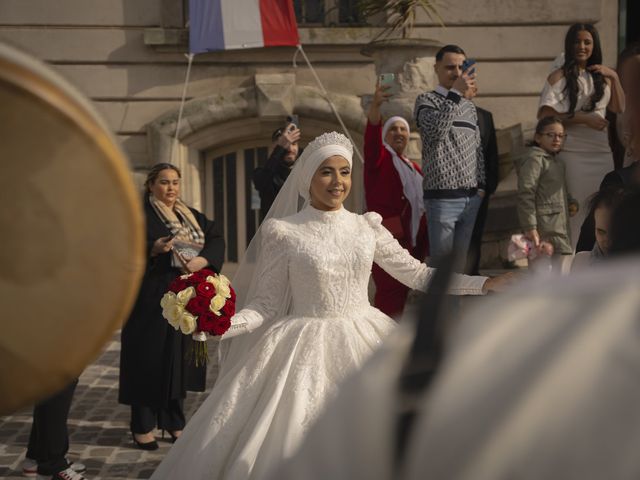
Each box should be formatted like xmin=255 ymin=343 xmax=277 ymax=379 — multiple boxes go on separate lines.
xmin=414 ymin=44 xmax=486 ymax=271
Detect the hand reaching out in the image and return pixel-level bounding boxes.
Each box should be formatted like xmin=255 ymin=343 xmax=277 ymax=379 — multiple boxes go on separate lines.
xmin=483 ymin=271 xmax=518 ymax=294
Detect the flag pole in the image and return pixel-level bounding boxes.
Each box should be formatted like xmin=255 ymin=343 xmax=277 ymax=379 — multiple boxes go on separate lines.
xmin=295 ymin=45 xmax=364 ymax=164
xmin=171 ymin=52 xmax=195 ymax=163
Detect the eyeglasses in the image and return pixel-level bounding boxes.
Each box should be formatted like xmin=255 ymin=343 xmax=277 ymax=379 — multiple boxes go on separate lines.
xmin=542 ymin=133 xmax=568 ymax=139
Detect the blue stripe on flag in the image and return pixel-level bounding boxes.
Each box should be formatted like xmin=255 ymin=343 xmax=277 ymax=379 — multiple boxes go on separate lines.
xmin=189 ymin=0 xmax=225 ymax=53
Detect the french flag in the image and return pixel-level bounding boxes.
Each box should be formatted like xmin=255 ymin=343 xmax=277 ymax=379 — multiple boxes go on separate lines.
xmin=189 ymin=0 xmax=300 ymax=53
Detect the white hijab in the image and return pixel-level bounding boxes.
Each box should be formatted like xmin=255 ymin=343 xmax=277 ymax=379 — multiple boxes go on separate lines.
xmin=382 ymin=116 xmax=425 ymax=247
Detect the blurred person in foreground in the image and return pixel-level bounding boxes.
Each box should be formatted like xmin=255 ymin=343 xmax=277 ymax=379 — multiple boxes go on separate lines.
xmin=267 ymin=190 xmax=640 ymax=480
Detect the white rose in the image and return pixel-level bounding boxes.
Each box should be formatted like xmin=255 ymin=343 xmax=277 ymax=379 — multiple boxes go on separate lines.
xmin=160 ymin=292 xmax=177 ymax=310
xmin=206 ymin=275 xmax=221 ymax=289
xmin=209 ymin=294 xmax=226 ymax=314
xmin=176 ymin=286 xmax=196 ymax=305
xmin=163 ymin=304 xmax=183 ymax=330
xmin=218 ymin=274 xmax=231 ymax=287
xmin=216 ymin=282 xmax=231 ymax=299
xmin=179 ymin=312 xmax=197 ymax=334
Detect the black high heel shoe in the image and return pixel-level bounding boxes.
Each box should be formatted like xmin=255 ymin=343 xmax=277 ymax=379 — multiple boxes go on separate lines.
xmin=162 ymin=430 xmax=181 ymax=443
xmin=131 ymin=432 xmax=159 ymax=451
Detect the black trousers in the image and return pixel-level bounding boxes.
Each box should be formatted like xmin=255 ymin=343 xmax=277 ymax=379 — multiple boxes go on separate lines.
xmin=130 ymin=399 xmax=185 ymax=434
xmin=26 ymin=379 xmax=78 ymax=475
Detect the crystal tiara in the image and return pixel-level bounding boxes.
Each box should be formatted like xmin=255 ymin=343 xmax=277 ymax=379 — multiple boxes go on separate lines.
xmin=305 ymin=131 xmax=353 ymax=156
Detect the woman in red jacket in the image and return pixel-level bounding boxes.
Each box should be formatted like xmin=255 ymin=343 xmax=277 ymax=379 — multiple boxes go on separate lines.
xmin=364 ymin=83 xmax=428 ymax=318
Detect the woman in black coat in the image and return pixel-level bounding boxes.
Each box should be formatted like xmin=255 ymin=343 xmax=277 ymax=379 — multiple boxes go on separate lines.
xmin=119 ymin=163 xmax=225 ymax=449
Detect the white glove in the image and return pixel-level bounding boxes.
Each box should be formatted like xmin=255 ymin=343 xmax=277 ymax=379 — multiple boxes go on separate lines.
xmin=221 ymin=310 xmax=263 ymax=340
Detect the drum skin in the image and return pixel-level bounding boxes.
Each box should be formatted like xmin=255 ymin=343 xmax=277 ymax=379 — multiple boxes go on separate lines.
xmin=0 ymin=42 xmax=145 ymax=414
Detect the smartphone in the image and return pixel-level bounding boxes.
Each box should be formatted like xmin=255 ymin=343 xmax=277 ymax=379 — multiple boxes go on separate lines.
xmin=379 ymin=73 xmax=395 ymax=87
xmin=286 ymin=114 xmax=299 ymax=127
xmin=379 ymin=72 xmax=397 ymax=95
xmin=462 ymin=58 xmax=477 ymax=76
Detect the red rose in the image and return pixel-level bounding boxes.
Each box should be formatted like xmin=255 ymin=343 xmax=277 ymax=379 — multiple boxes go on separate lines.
xmin=169 ymin=278 xmax=189 ymax=294
xmin=198 ymin=312 xmax=231 ymax=336
xmin=186 ymin=296 xmax=210 ymax=316
xmin=229 ymin=286 xmax=236 ymax=303
xmin=212 ymin=317 xmax=231 ymax=336
xmin=197 ymin=311 xmax=215 ymax=333
xmin=220 ymin=298 xmax=235 ymax=318
xmin=196 ymin=281 xmax=216 ymax=299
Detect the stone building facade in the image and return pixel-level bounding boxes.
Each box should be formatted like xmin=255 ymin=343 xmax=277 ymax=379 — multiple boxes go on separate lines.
xmin=0 ymin=0 xmax=623 ymax=265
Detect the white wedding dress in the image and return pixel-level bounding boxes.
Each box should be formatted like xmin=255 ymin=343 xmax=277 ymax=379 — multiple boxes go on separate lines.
xmin=150 ymin=205 xmax=486 ymax=480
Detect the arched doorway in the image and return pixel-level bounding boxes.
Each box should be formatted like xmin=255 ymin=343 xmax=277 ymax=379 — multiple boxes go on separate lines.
xmin=146 ymin=83 xmax=366 ymax=269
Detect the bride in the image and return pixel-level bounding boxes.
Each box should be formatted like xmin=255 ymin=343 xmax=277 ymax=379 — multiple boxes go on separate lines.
xmin=150 ymin=132 xmax=506 ymax=480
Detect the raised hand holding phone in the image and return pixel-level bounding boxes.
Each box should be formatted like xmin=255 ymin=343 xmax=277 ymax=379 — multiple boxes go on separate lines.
xmin=378 ymin=73 xmax=397 ymax=96
xmin=453 ymin=58 xmax=477 ymax=94
xmin=462 ymin=58 xmax=477 ymax=77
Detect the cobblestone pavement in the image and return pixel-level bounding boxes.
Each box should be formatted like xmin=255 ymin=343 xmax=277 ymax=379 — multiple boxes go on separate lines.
xmin=0 ymin=333 xmax=220 ymax=480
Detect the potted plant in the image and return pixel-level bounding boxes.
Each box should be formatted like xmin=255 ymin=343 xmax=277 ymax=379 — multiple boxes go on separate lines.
xmin=358 ymin=0 xmax=442 ymax=39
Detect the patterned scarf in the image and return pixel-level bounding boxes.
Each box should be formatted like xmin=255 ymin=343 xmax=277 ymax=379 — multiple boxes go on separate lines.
xmin=149 ymin=194 xmax=205 ymax=267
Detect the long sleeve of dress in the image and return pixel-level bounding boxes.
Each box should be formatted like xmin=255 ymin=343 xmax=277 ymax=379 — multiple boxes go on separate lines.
xmin=365 ymin=213 xmax=487 ymax=295
xmin=225 ymin=219 xmax=290 ymax=337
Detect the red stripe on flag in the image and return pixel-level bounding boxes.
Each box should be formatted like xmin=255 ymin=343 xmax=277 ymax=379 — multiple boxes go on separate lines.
xmin=259 ymin=0 xmax=299 ymax=47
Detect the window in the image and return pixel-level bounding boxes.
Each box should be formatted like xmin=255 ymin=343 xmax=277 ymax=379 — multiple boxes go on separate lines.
xmin=294 ymin=0 xmax=362 ymax=26
xmin=205 ymin=146 xmax=269 ymax=264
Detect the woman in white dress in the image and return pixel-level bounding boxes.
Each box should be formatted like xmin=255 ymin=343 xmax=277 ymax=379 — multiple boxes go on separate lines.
xmin=150 ymin=132 xmax=507 ymax=480
xmin=538 ymin=23 xmax=625 ymax=248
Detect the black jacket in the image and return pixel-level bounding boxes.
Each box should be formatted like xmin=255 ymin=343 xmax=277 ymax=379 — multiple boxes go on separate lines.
xmin=119 ymin=196 xmax=225 ymax=408
xmin=252 ymin=146 xmax=295 ymax=219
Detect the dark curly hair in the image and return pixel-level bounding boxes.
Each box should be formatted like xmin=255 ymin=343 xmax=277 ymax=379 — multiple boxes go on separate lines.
xmin=562 ymin=23 xmax=605 ymax=115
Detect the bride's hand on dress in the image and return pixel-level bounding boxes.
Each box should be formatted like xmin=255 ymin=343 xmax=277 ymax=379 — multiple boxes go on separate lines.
xmin=482 ymin=271 xmax=518 ymax=294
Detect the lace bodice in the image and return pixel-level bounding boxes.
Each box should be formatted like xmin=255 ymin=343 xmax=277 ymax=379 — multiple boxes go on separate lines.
xmin=233 ymin=206 xmax=486 ymax=331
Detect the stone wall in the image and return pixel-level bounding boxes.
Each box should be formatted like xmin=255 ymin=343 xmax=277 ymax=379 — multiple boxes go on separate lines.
xmin=0 ymin=0 xmax=619 ymax=265
xmin=1 ymin=0 xmax=618 ymax=171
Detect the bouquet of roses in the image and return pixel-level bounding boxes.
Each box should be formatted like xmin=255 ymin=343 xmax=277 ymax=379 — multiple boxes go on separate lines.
xmin=160 ymin=268 xmax=236 ymax=366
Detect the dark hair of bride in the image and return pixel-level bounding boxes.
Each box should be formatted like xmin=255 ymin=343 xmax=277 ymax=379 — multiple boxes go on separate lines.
xmin=562 ymin=23 xmax=605 ymax=115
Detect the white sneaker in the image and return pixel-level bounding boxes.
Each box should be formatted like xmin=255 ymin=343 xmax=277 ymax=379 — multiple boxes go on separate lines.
xmin=36 ymin=467 xmax=87 ymax=480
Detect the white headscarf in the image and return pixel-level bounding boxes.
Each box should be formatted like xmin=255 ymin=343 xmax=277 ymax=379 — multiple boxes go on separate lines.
xmin=382 ymin=116 xmax=425 ymax=247
xmin=294 ymin=132 xmax=354 ymax=201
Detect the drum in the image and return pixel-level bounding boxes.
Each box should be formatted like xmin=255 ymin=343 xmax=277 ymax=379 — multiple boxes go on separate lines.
xmin=0 ymin=42 xmax=145 ymax=414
